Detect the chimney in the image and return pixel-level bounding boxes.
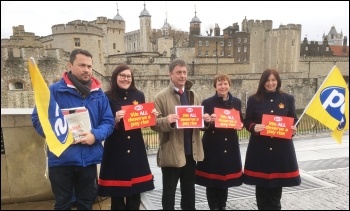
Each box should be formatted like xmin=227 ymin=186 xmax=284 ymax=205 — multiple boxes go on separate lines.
xmin=343 ymin=36 xmax=347 ymax=54
xmin=214 ymin=23 xmax=220 ymax=36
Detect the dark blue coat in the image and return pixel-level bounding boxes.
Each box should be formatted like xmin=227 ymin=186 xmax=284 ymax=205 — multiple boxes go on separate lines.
xmin=98 ymin=89 xmax=154 ymax=197
xmin=196 ymin=92 xmax=243 ymax=189
xmin=243 ymin=91 xmax=301 ymax=188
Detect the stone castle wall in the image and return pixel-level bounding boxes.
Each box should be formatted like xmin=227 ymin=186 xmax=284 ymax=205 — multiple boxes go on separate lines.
xmin=2 ymin=47 xmax=348 ymax=112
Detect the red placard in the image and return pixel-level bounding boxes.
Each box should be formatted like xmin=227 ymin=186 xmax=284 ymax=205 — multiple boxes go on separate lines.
xmin=175 ymin=106 xmax=204 ymax=128
xmin=121 ymin=102 xmax=156 ymax=131
xmin=260 ymin=114 xmax=294 ymax=139
xmin=214 ymin=107 xmax=242 ymax=129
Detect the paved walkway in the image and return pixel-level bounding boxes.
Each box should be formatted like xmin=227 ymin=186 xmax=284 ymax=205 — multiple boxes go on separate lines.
xmin=1 ymin=133 xmax=349 ymax=210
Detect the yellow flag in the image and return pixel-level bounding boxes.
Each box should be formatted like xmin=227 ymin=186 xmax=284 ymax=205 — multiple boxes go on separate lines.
xmin=28 ymin=57 xmax=73 ymax=156
xmin=305 ymin=66 xmax=349 ymax=144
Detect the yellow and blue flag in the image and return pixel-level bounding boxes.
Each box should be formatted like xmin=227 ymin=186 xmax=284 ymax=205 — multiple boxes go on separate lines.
xmin=304 ymin=65 xmax=349 ymax=144
xmin=28 ymin=57 xmax=73 ymax=156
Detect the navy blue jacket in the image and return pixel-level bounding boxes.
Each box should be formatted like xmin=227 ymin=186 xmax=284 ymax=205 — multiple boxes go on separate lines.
xmin=243 ymin=91 xmax=301 ymax=187
xmin=196 ymin=92 xmax=243 ymax=188
xmin=98 ymin=89 xmax=154 ymax=197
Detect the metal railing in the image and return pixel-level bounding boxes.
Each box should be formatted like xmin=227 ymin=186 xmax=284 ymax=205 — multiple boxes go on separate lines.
xmin=142 ymin=115 xmax=331 ymax=150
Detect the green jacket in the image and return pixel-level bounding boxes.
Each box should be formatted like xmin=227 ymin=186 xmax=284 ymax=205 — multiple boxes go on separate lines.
xmin=151 ymin=80 xmax=204 ymax=167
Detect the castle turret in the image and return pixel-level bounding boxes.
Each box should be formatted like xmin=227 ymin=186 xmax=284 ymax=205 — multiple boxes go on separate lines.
xmin=189 ymin=6 xmax=201 ymax=47
xmin=113 ymin=3 xmax=124 ymax=21
xmin=139 ymin=3 xmax=152 ymax=52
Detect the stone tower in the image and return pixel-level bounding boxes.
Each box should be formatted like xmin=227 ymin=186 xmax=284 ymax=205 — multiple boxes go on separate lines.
xmin=244 ymin=18 xmax=273 ymax=73
xmin=323 ymin=26 xmax=343 ymax=45
xmin=189 ymin=7 xmax=201 ymax=47
xmin=139 ymin=3 xmax=152 ymax=52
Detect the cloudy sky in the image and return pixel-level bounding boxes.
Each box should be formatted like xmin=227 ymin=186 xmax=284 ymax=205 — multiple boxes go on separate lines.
xmin=1 ymin=1 xmax=349 ymax=42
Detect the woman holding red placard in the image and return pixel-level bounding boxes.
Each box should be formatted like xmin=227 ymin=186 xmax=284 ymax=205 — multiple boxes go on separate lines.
xmin=243 ymin=69 xmax=300 ymax=210
xmin=98 ymin=64 xmax=157 ymax=210
xmin=196 ymin=74 xmax=244 ymax=210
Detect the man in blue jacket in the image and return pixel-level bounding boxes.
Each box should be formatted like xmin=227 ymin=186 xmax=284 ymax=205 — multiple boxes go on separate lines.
xmin=32 ymin=49 xmax=114 ymax=210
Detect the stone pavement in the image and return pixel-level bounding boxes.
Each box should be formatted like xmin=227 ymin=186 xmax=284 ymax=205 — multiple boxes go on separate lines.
xmin=1 ymin=133 xmax=349 ymax=210
xmin=142 ymin=133 xmax=349 ymax=210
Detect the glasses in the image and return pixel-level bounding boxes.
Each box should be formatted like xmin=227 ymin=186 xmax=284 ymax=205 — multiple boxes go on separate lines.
xmin=118 ymin=73 xmax=132 ymax=80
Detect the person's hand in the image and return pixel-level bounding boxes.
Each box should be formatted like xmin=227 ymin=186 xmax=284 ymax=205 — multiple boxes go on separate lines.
xmin=203 ymin=113 xmax=210 ymax=123
xmin=291 ymin=125 xmax=297 ymax=135
xmin=115 ymin=110 xmax=126 ymax=123
xmin=235 ymin=122 xmax=244 ymax=131
xmin=74 ymin=131 xmax=95 ymax=145
xmin=210 ymin=113 xmax=217 ymax=122
xmin=152 ymin=108 xmax=159 ymax=117
xmin=254 ymin=124 xmax=266 ymax=132
xmin=167 ymin=114 xmax=179 ymax=124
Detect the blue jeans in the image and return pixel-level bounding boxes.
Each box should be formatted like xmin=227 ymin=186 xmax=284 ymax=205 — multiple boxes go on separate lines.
xmin=49 ymin=164 xmax=97 ymax=210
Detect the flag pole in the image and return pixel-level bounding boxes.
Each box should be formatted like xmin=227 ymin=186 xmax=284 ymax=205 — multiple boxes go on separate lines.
xmin=294 ymin=65 xmax=337 ymax=126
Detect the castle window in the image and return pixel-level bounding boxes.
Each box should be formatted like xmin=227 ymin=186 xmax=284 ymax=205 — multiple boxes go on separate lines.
xmin=228 ymin=41 xmax=231 ymax=46
xmin=205 ymin=51 xmax=208 ymax=56
xmin=237 ymin=47 xmax=241 ymax=53
xmin=305 ymin=46 xmax=308 ymax=51
xmin=237 ymin=57 xmax=241 ymax=62
xmin=199 ymin=41 xmax=202 ymax=46
xmin=205 ymin=41 xmax=209 ymax=46
xmin=9 ymin=81 xmax=24 ymax=90
xmin=98 ymin=40 xmax=101 ymax=49
xmin=113 ymin=43 xmax=116 ymax=49
xmin=220 ymin=41 xmax=224 ymax=46
xmin=244 ymin=57 xmax=247 ymax=62
xmin=74 ymin=38 xmax=80 ymax=47
xmin=244 ymin=46 xmax=247 ymax=53
xmin=326 ymin=47 xmax=329 ymax=51
xmin=244 ymin=38 xmax=247 ymax=43
xmin=221 ymin=51 xmax=224 ymax=56
xmin=292 ymin=39 xmax=295 ymax=46
xmin=213 ymin=50 xmax=216 ymax=57
xmin=198 ymin=50 xmax=202 ymax=56
xmin=228 ymin=51 xmax=231 ymax=56
xmin=238 ymin=38 xmax=241 ymax=43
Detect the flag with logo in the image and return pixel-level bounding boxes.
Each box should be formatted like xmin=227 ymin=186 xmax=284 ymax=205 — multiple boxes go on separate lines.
xmin=304 ymin=65 xmax=349 ymax=144
xmin=28 ymin=57 xmax=73 ymax=156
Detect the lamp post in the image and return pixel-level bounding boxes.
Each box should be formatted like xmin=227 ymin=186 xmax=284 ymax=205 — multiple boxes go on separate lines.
xmin=192 ymin=60 xmax=195 ymax=76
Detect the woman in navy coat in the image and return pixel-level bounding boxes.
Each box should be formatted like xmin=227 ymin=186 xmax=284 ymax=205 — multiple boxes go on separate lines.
xmin=243 ymin=69 xmax=300 ymax=210
xmin=196 ymin=74 xmax=243 ymax=210
xmin=98 ymin=64 xmax=156 ymax=210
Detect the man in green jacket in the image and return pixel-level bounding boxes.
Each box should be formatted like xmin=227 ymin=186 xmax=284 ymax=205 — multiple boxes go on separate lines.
xmin=151 ymin=59 xmax=204 ymax=210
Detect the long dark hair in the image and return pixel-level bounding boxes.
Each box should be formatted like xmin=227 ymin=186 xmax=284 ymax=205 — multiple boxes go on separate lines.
xmin=105 ymin=64 xmax=137 ymax=101
xmin=254 ymin=68 xmax=282 ymax=102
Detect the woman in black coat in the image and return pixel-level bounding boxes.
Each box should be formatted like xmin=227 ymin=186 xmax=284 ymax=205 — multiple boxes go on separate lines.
xmin=196 ymin=74 xmax=243 ymax=210
xmin=98 ymin=64 xmax=156 ymax=210
xmin=243 ymin=69 xmax=300 ymax=210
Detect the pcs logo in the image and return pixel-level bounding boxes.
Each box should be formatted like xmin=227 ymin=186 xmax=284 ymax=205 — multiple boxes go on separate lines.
xmin=320 ymin=86 xmax=346 ymax=131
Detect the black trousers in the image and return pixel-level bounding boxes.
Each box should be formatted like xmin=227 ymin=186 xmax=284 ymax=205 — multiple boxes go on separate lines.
xmin=161 ymin=155 xmax=196 ymax=210
xmin=206 ymin=187 xmax=228 ymax=210
xmin=256 ymin=186 xmax=282 ymax=210
xmin=111 ymin=194 xmax=141 ymax=210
